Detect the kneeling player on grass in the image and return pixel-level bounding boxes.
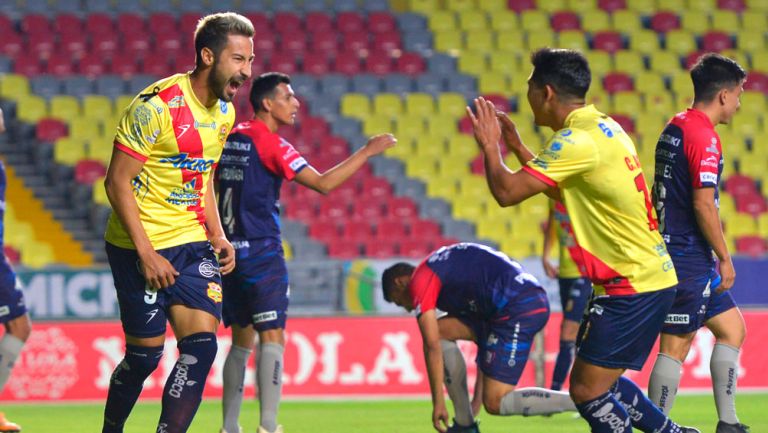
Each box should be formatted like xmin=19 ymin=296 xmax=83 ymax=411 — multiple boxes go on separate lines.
xmin=382 ymin=243 xmax=577 ymax=433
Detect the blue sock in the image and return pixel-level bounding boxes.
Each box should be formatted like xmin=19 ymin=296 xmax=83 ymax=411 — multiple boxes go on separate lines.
xmin=575 ymin=391 xmax=632 ymax=433
xmin=612 ymin=376 xmax=686 ymax=433
xmin=102 ymin=344 xmax=163 ymax=433
xmin=551 ymin=340 xmax=575 ymax=391
xmin=157 ymin=333 xmax=217 ymax=433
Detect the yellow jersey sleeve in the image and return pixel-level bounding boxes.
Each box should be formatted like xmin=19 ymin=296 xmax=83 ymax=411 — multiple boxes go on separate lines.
xmin=113 ymin=93 xmax=168 ymax=161
xmin=524 ymin=128 xmax=598 ymax=186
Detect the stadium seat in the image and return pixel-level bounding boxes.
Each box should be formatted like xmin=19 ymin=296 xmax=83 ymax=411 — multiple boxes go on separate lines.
xmin=36 ymin=118 xmax=68 ymax=143
xmin=16 ymin=96 xmax=48 ymax=123
xmin=581 ymin=10 xmax=611 ymax=32
xmin=735 ymin=236 xmax=767 ymax=256
xmin=404 ymin=93 xmax=435 ymax=116
xmin=551 ymin=12 xmax=581 ymax=32
xmin=396 ymin=53 xmax=426 ymax=76
xmin=327 ymin=239 xmax=361 ymax=259
xmin=593 ymin=31 xmax=625 ymax=53
xmin=387 ymin=197 xmax=419 ymax=218
xmin=603 ymin=72 xmax=634 ymax=94
xmin=650 ymin=11 xmax=681 ymax=33
xmin=74 ymin=160 xmax=107 ymax=185
xmin=364 ymin=239 xmax=399 ymax=258
xmin=337 ymin=11 xmax=366 ymax=33
xmin=612 ymin=50 xmax=645 ymax=76
xmin=702 ymin=31 xmax=734 ymax=51
xmin=736 ymin=193 xmax=768 ymax=217
xmin=333 ymin=51 xmax=363 ymax=75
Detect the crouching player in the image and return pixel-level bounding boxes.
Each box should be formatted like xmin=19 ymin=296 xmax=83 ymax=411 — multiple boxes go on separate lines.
xmin=382 ymin=243 xmax=576 ymax=433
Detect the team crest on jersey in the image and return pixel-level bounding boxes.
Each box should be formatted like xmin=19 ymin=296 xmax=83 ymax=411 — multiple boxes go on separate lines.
xmin=218 ymin=124 xmax=230 ymax=144
xmin=220 ymin=100 xmax=228 ymax=114
xmin=206 ymin=282 xmax=222 ymax=303
xmin=167 ymin=95 xmax=185 ymax=108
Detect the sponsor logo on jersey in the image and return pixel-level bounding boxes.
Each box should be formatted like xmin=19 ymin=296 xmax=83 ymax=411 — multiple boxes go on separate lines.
xmin=0 ymin=305 xmax=9 ymax=317
xmin=665 ymin=313 xmax=689 ymax=324
xmin=231 ymin=240 xmax=250 ymax=249
xmin=159 ymin=153 xmax=215 ymax=173
xmin=198 ymin=259 xmax=219 ymax=278
xmin=289 ymin=157 xmax=307 ymax=171
xmin=206 ymin=282 xmax=222 ymax=303
xmin=224 ymin=140 xmax=252 ymax=151
xmin=598 ymin=122 xmax=614 ymax=138
xmin=253 ymin=311 xmax=278 ymax=323
xmin=700 ymin=172 xmax=718 ymax=184
xmin=701 ymin=155 xmax=719 ymax=168
xmin=659 ymin=133 xmax=681 ymax=147
xmin=167 ymin=95 xmax=185 ymax=108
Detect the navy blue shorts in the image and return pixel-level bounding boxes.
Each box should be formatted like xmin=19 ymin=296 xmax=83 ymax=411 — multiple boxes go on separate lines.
xmin=106 ymin=241 xmax=223 ymax=338
xmin=559 ymin=277 xmax=593 ymax=322
xmin=222 ymin=240 xmax=288 ymax=331
xmin=663 ymin=269 xmax=737 ymax=335
xmin=576 ymin=287 xmax=676 ymax=371
xmin=0 ymin=273 xmax=27 ymax=324
xmin=465 ymin=289 xmax=549 ymax=385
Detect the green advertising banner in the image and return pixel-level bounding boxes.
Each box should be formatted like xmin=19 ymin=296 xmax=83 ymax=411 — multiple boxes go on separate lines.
xmin=16 ymin=268 xmax=118 ymax=320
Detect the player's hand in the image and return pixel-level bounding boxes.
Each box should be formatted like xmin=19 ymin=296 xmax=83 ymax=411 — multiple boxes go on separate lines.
xmin=432 ymin=402 xmax=450 ymax=433
xmin=496 ymin=110 xmax=523 ymax=152
xmin=210 ymin=236 xmax=236 ymax=275
xmin=466 ymin=97 xmax=501 ymax=152
xmin=363 ymin=133 xmax=397 ymax=156
xmin=716 ymin=257 xmax=736 ymax=293
xmin=542 ymin=257 xmax=559 ymax=279
xmin=138 ymin=250 xmax=179 ymax=290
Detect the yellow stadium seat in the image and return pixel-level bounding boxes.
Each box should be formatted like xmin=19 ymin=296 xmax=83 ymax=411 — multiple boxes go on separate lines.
xmin=626 ymin=0 xmax=655 ymax=14
xmin=629 ymin=30 xmax=661 ymax=54
xmin=581 ymin=10 xmax=611 ymax=33
xmin=527 ymin=31 xmax=556 ymax=52
xmin=720 ymin=192 xmax=736 ymax=214
xmin=434 ymin=30 xmax=463 ymax=53
xmin=447 ymin=135 xmax=478 ymax=159
xmin=413 ymin=138 xmax=447 ymax=158
xmin=757 ymin=213 xmax=768 ymax=238
xmin=670 ymin=72 xmax=694 ymax=96
xmin=644 ymin=92 xmax=675 ymax=116
xmin=738 ymin=155 xmax=766 ymax=178
xmin=340 ymin=93 xmax=371 ymax=119
xmin=437 ymin=157 xmax=470 ymax=177
xmin=101 ymin=114 xmax=121 ymax=137
xmin=521 ymin=10 xmax=551 ymax=32
xmin=478 ymin=71 xmax=508 ymax=95
xmin=711 ymin=10 xmax=740 ymax=32
xmin=54 ymin=137 xmax=87 ymax=166
xmin=372 ymin=93 xmax=403 ymax=117
xmin=404 ymin=93 xmax=435 ymax=117
xmin=500 ymin=238 xmax=535 ymax=260
xmin=437 ymin=92 xmax=469 ymax=118
xmin=458 ymin=51 xmax=489 ymax=75
xmin=4 ymin=221 xmax=34 ymax=251
xmin=68 ymin=117 xmax=101 ymax=141
xmin=647 ymin=50 xmax=682 ymax=74
xmin=465 ymin=31 xmax=495 ymax=52
xmin=747 ymin=0 xmax=768 ymax=10
xmin=394 ymin=117 xmax=426 ymax=139
xmin=719 ymin=49 xmax=749 ymax=71
xmin=426 ymin=176 xmax=457 ymax=198
xmin=452 ymin=202 xmax=485 ymax=222
xmin=0 ymin=74 xmax=30 ymax=101
xmin=681 ymin=10 xmax=710 ymax=34
xmin=49 ymin=95 xmax=81 ymax=122
xmin=92 ymin=176 xmax=110 ymax=206
xmin=489 ymin=10 xmax=519 ymax=32
xmin=495 ymin=31 xmax=528 ymax=56
xmin=612 ymin=92 xmax=643 ymax=116
xmin=719 ymin=130 xmax=747 ymax=158
xmin=724 ymin=213 xmax=757 ymax=238
xmin=82 ymin=95 xmax=114 ymax=120
xmin=558 ymin=31 xmax=587 ymax=51
xmin=15 ymin=96 xmax=48 ymax=123
xmin=611 ymin=10 xmax=642 ymax=31
xmin=612 ymin=50 xmax=645 ymax=76
xmin=585 ymin=89 xmax=610 ymax=110
xmin=429 ymin=10 xmax=457 ymax=32
xmin=741 ymin=10 xmax=767 ymax=31
xmin=568 ymin=0 xmax=597 ymax=10
xmin=20 ymin=241 xmax=56 ymax=269
xmin=730 ymin=111 xmax=762 ymax=138
xmin=634 ymin=71 xmax=666 ymax=96
xmin=426 ymin=115 xmax=459 ymax=138
xmin=736 ymin=31 xmax=765 ymax=53
xmin=665 ymin=30 xmax=697 ymax=55
xmin=88 ymin=136 xmax=114 ymax=164
xmin=476 ymin=217 xmax=510 ymax=240
xmin=739 ymin=91 xmax=767 ymax=116
xmin=536 ymin=0 xmax=566 ymax=12
xmin=385 ymin=138 xmax=414 ymax=158
xmin=406 ymin=158 xmax=439 ymax=181
xmin=661 ymin=0 xmax=686 ymax=12
xmin=751 ymin=52 xmax=768 ymax=72
xmin=114 ymin=95 xmax=135 ymax=114
xmin=585 ymin=51 xmax=612 ymax=77
xmin=445 ymin=0 xmax=475 ymax=11
xmin=686 ymin=0 xmax=715 ymax=12
xmin=489 ymin=50 xmax=522 ymax=74
xmin=458 ymin=10 xmax=488 ymax=31
xmin=408 ymin=0 xmax=439 ymax=14
xmin=458 ymin=177 xmax=488 ymax=196
xmin=362 ymin=115 xmax=393 ymax=136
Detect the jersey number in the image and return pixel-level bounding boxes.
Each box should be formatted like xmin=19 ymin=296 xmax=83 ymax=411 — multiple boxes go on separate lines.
xmin=635 ymin=174 xmax=658 ymax=231
xmin=221 ymin=187 xmax=235 ymax=234
xmin=144 ymin=285 xmax=157 ymax=305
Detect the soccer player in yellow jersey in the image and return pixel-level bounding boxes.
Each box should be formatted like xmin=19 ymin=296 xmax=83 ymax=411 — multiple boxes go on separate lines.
xmin=468 ymin=48 xmax=699 ymax=433
xmin=101 ymin=13 xmax=254 ymax=433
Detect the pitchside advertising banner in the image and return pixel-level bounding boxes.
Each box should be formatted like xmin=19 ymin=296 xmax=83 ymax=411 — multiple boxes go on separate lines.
xmin=2 ymin=313 xmax=767 ymax=402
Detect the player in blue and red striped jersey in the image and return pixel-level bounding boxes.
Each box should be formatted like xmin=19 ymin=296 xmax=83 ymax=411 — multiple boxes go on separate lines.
xmin=217 ymin=72 xmax=395 ymax=433
xmin=649 ymin=53 xmax=749 ymax=433
xmin=383 ymin=243 xmax=577 ymax=433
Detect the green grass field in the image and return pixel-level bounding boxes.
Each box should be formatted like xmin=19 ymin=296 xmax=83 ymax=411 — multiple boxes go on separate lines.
xmin=3 ymin=394 xmax=766 ymax=432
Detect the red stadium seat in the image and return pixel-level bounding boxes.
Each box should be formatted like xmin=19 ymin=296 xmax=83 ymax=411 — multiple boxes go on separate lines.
xmin=333 ymin=51 xmax=363 ymax=75
xmin=111 ymin=56 xmax=140 ymax=77
xmin=172 ymin=56 xmax=195 ymax=74
xmin=459 ymin=116 xmax=475 ymax=135
xmin=148 ymin=13 xmax=179 ymax=35
xmin=36 ymin=119 xmax=68 ymax=143
xmin=551 ymin=11 xmax=581 ymax=32
xmin=117 ymin=13 xmax=146 ymax=35
xmin=376 ymin=218 xmax=409 ymax=239
xmin=735 ymin=193 xmax=768 ymax=217
xmin=364 ymin=239 xmax=398 ymax=258
xmin=342 ymin=30 xmax=370 ymax=53
xmin=86 ymin=13 xmax=114 ymax=36
xmin=410 ymin=219 xmax=442 ymax=238
xmin=592 ymin=31 xmax=624 ymax=53
xmin=725 ymin=175 xmax=758 ymax=197
xmin=302 ymin=52 xmax=331 ymax=75
xmin=267 ymin=52 xmax=298 ymax=75
xmin=309 ymin=219 xmax=341 ymax=242
xmin=299 ymin=116 xmax=330 ymax=142
xmin=60 ymin=32 xmax=89 ymax=59
xmin=332 ymin=183 xmax=359 ymax=201
xmin=274 ymin=12 xmax=303 ymax=33
xmin=0 ymin=15 xmax=14 ymax=37
xmin=650 ymin=11 xmax=680 ymax=33
xmin=124 ymin=35 xmax=153 ymax=61
xmin=253 ymin=34 xmax=277 ymax=57
xmin=327 ymin=239 xmax=361 ymax=259
xmin=74 ymin=160 xmax=107 ymax=185
xmin=684 ymin=51 xmax=706 ymax=70
xmin=320 ymin=136 xmax=350 ymax=157
xmin=353 ymin=200 xmax=386 ymax=219
xmin=46 ymin=53 xmax=75 ymax=76
xmin=280 ymin=32 xmax=308 ymax=56
xmin=701 ymin=31 xmax=733 ymax=52
xmin=28 ymin=33 xmax=56 ymax=59
xmin=471 ymin=155 xmax=485 ymax=175
xmin=92 ymin=32 xmax=121 ymax=58
xmin=368 ymin=12 xmax=396 ymax=34
xmin=13 ymin=54 xmax=42 ymax=76
xmin=597 ymin=0 xmax=627 ymax=12
xmin=309 ymin=32 xmax=339 ymax=53
xmin=717 ymin=0 xmax=745 ymax=12
xmin=482 ymin=94 xmax=511 ymax=112
xmin=610 ymin=114 xmax=635 ymax=134
xmin=78 ymin=53 xmax=108 ymax=77
xmin=387 ymin=197 xmax=419 ymax=219
xmin=342 ymin=219 xmax=374 ymax=242
xmin=0 ymin=32 xmax=24 ymax=57
xmin=284 ymin=200 xmax=316 ymax=220
xmin=336 ymin=12 xmax=365 ymax=33
xmin=365 ymin=52 xmax=394 ymax=75
xmin=399 ymin=238 xmax=433 ymax=258
xmin=53 ymin=14 xmax=83 ymax=36
xmin=305 ymin=12 xmax=334 ymax=33
xmin=735 ymin=236 xmax=767 ymax=256
xmin=743 ymin=72 xmax=768 ymax=95
xmin=21 ymin=14 xmax=51 ymax=35
xmin=319 ymin=197 xmax=351 ymax=219
xmin=180 ymin=13 xmax=203 ymax=35
xmin=603 ymin=72 xmax=634 ymax=93
xmin=507 ymin=0 xmax=536 ymax=13
xmin=372 ymin=31 xmax=401 ymax=53
xmin=244 ymin=13 xmax=271 ymax=33
xmin=361 ymin=177 xmax=393 ymax=199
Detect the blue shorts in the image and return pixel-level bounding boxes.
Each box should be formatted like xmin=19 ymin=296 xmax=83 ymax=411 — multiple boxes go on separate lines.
xmin=465 ymin=289 xmax=550 ymax=385
xmin=663 ymin=269 xmax=737 ymax=335
xmin=576 ymin=288 xmax=676 ymax=371
xmin=0 ymin=273 xmax=26 ymax=324
xmin=559 ymin=277 xmax=593 ymax=322
xmin=222 ymin=240 xmax=288 ymax=331
xmin=106 ymin=241 xmax=223 ymax=338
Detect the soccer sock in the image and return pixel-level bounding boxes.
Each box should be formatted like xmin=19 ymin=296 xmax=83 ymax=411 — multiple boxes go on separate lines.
xmin=551 ymin=340 xmax=576 ymax=391
xmin=258 ymin=342 xmax=284 ymax=433
xmin=711 ymin=343 xmax=740 ymax=425
xmin=612 ymin=376 xmax=689 ymax=433
xmin=222 ymin=345 xmax=252 ymax=433
xmin=499 ymin=387 xmax=576 ymax=416
xmin=440 ymin=339 xmax=473 ymax=426
xmin=0 ymin=334 xmax=24 ymax=391
xmin=157 ymin=333 xmax=217 ymax=433
xmin=648 ymin=353 xmax=683 ymax=414
xmin=575 ymin=391 xmax=632 ymax=433
xmin=102 ymin=344 xmax=163 ymax=433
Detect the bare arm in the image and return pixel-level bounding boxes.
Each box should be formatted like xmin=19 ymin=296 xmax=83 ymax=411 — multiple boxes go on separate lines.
xmin=692 ymin=187 xmax=735 ymax=291
xmin=104 ymin=150 xmax=178 ymax=289
xmin=294 ymin=133 xmax=396 ymax=194
xmin=542 ymin=207 xmax=559 ymax=279
xmin=467 ymin=98 xmax=554 ymax=206
xmin=418 ymin=309 xmax=449 ymax=433
xmin=204 ymin=174 xmax=235 ymax=275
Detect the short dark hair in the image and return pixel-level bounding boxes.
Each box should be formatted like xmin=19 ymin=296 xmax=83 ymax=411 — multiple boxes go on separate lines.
xmin=690 ymin=53 xmax=746 ymax=103
xmin=381 ymin=262 xmax=415 ymax=302
xmin=529 ymin=48 xmax=591 ymax=100
xmin=250 ymin=72 xmax=292 ymax=113
xmin=194 ymin=12 xmax=254 ymax=68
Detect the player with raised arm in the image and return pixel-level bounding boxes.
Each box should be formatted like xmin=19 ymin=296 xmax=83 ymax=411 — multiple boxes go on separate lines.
xmin=467 ymin=48 xmax=699 ymax=433
xmin=0 ymin=108 xmax=31 ymax=433
xmin=101 ymin=13 xmax=253 ymax=433
xmin=648 ymin=53 xmax=749 ymax=433
xmin=382 ymin=243 xmax=577 ymax=433
xmin=217 ymin=72 xmax=395 ymax=433
xmin=541 ymin=200 xmax=592 ymax=391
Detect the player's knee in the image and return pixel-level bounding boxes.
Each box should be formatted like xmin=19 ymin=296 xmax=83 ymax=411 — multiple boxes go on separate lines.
xmin=483 ymin=396 xmax=502 ymax=415
xmin=568 ymin=379 xmax=598 ymax=404
xmin=178 ymin=332 xmax=218 ymax=368
xmin=123 ymin=345 xmax=163 ymax=380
